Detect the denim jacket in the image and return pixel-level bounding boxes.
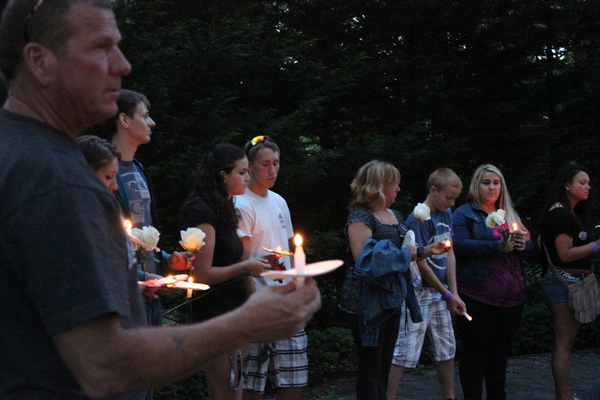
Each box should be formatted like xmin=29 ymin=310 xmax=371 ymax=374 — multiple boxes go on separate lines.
xmin=452 ymin=202 xmax=533 ymax=287
xmin=353 ymin=238 xmax=422 ymax=346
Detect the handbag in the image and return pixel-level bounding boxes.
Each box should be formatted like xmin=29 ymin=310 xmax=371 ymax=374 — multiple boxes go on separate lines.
xmin=543 ymin=242 xmax=600 ymax=323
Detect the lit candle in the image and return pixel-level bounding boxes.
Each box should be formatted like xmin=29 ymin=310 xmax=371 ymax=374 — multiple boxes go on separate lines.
xmin=512 ymin=223 xmax=518 ymax=232
xmin=293 ymin=234 xmax=305 ymax=288
xmin=124 ymin=219 xmax=132 ymax=235
xmin=463 ymin=311 xmax=473 ymax=321
xmin=444 ymin=239 xmax=451 ymax=249
xmin=262 ymin=246 xmax=293 ymax=256
xmin=186 ymin=277 xmax=193 ymax=298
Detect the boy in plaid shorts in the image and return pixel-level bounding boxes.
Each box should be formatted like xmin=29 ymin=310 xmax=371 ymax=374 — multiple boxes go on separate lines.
xmin=236 ymin=136 xmax=308 ymax=400
xmin=387 ymin=168 xmax=467 ymax=400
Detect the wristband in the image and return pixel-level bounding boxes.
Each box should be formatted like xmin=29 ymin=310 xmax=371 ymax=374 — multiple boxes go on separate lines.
xmin=442 ymin=290 xmax=452 ymax=301
xmin=591 ymin=242 xmax=599 ymax=255
xmin=416 ymin=246 xmax=424 ymax=259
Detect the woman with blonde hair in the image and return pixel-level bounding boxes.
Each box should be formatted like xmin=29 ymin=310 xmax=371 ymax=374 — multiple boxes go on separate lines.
xmin=452 ymin=164 xmax=533 ymax=400
xmin=340 ymin=160 xmax=446 ymax=400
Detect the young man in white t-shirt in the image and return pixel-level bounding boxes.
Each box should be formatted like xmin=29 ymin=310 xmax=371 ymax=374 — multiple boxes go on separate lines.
xmin=236 ymin=136 xmax=308 ymax=400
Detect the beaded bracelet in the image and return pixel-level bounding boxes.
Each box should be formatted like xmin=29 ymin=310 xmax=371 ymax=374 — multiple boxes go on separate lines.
xmin=442 ymin=290 xmax=452 ymax=301
xmin=591 ymin=241 xmax=598 ymax=255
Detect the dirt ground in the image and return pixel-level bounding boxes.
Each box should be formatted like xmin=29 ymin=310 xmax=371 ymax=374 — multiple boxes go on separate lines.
xmin=292 ymin=348 xmax=600 ymax=400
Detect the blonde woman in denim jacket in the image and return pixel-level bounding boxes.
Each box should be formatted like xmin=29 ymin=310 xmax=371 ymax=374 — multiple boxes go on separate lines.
xmin=452 ymin=164 xmax=533 ymax=400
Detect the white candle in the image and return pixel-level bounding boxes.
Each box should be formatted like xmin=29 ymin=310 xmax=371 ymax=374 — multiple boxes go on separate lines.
xmin=293 ymin=234 xmax=305 ymax=288
xmin=186 ymin=277 xmax=193 ymax=298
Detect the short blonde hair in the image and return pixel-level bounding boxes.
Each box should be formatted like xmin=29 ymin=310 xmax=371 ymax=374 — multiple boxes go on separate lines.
xmin=467 ymin=164 xmax=518 ymax=224
xmin=349 ymin=160 xmax=400 ymax=211
xmin=427 ymin=168 xmax=462 ymax=191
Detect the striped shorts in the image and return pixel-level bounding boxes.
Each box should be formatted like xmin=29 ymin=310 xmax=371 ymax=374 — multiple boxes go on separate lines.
xmin=243 ymin=330 xmax=308 ymax=393
xmin=392 ymin=288 xmax=456 ymax=368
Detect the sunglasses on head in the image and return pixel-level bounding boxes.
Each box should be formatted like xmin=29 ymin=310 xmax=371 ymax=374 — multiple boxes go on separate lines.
xmin=250 ymin=135 xmax=271 ymax=147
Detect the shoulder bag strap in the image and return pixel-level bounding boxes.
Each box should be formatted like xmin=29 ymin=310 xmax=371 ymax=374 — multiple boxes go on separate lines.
xmin=542 ymin=241 xmax=569 ymax=288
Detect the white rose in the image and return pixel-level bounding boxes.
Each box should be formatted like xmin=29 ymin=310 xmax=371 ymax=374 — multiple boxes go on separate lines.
xmin=130 ymin=228 xmax=145 ymax=244
xmin=413 ymin=202 xmax=431 ymax=222
xmin=485 ymin=212 xmax=505 ymax=228
xmin=141 ymin=226 xmax=160 ymax=249
xmin=180 ymin=227 xmax=206 ymax=252
xmin=496 ymin=209 xmax=506 ymax=220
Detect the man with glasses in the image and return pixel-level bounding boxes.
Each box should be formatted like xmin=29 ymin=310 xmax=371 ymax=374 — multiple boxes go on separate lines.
xmin=0 ymin=1 xmax=321 ymax=398
xmin=236 ymin=136 xmax=309 ymax=400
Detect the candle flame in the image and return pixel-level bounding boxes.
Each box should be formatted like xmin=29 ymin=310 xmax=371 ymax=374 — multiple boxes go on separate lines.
xmin=262 ymin=247 xmax=293 ymax=256
xmin=463 ymin=311 xmax=473 ymax=321
xmin=444 ymin=240 xmax=451 ymax=248
xmin=294 ymin=234 xmax=303 ymax=247
xmin=163 ymin=275 xmax=180 ymax=286
xmin=512 ymin=223 xmax=518 ymax=232
xmin=188 ymin=277 xmax=193 ymax=283
xmin=124 ymin=219 xmax=132 ymax=234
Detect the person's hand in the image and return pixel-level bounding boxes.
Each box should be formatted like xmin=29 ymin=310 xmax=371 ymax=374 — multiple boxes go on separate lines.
xmin=236 ymin=278 xmax=321 ymax=342
xmin=138 ymin=282 xmax=159 ymax=302
xmin=245 ymin=258 xmax=271 ymax=277
xmin=500 ymin=239 xmax=515 ymax=252
xmin=513 ymin=237 xmax=527 ymax=252
xmin=446 ymin=294 xmax=466 ymax=315
xmin=406 ymin=245 xmax=418 ymax=261
xmin=169 ymin=251 xmax=195 ymax=271
xmin=429 ymin=241 xmax=449 ymax=255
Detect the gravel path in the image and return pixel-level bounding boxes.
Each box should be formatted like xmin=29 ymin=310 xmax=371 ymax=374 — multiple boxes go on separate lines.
xmin=294 ymin=349 xmax=600 ymax=400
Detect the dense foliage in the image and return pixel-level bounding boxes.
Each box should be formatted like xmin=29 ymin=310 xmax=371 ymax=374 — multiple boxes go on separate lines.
xmin=112 ymin=0 xmax=600 ymax=250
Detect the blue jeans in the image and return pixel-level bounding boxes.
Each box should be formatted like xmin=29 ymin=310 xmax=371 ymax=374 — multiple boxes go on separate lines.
xmin=540 ymin=272 xmax=581 ymax=305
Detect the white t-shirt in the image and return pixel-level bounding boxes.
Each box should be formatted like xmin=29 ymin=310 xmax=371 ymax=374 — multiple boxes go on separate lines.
xmin=235 ymin=189 xmax=294 ymax=289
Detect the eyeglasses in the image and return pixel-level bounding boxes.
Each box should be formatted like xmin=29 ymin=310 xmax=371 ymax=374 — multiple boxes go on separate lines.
xmin=24 ymin=0 xmax=46 ymax=43
xmin=250 ymin=135 xmax=270 ymax=147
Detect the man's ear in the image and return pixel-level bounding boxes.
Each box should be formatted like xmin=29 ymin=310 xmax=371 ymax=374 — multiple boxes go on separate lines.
xmin=118 ymin=112 xmax=129 ymax=128
xmin=22 ymin=43 xmax=55 ymax=86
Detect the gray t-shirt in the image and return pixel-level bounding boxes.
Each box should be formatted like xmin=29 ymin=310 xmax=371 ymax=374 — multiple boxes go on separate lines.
xmin=0 ymin=110 xmax=146 ymax=398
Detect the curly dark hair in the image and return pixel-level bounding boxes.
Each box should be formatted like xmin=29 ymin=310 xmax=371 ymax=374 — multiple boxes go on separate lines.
xmin=181 ymin=143 xmax=246 ymax=231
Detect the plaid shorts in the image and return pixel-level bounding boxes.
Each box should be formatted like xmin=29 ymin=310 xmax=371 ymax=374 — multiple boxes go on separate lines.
xmin=392 ymin=288 xmax=456 ymax=368
xmin=243 ymin=330 xmax=308 ymax=393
